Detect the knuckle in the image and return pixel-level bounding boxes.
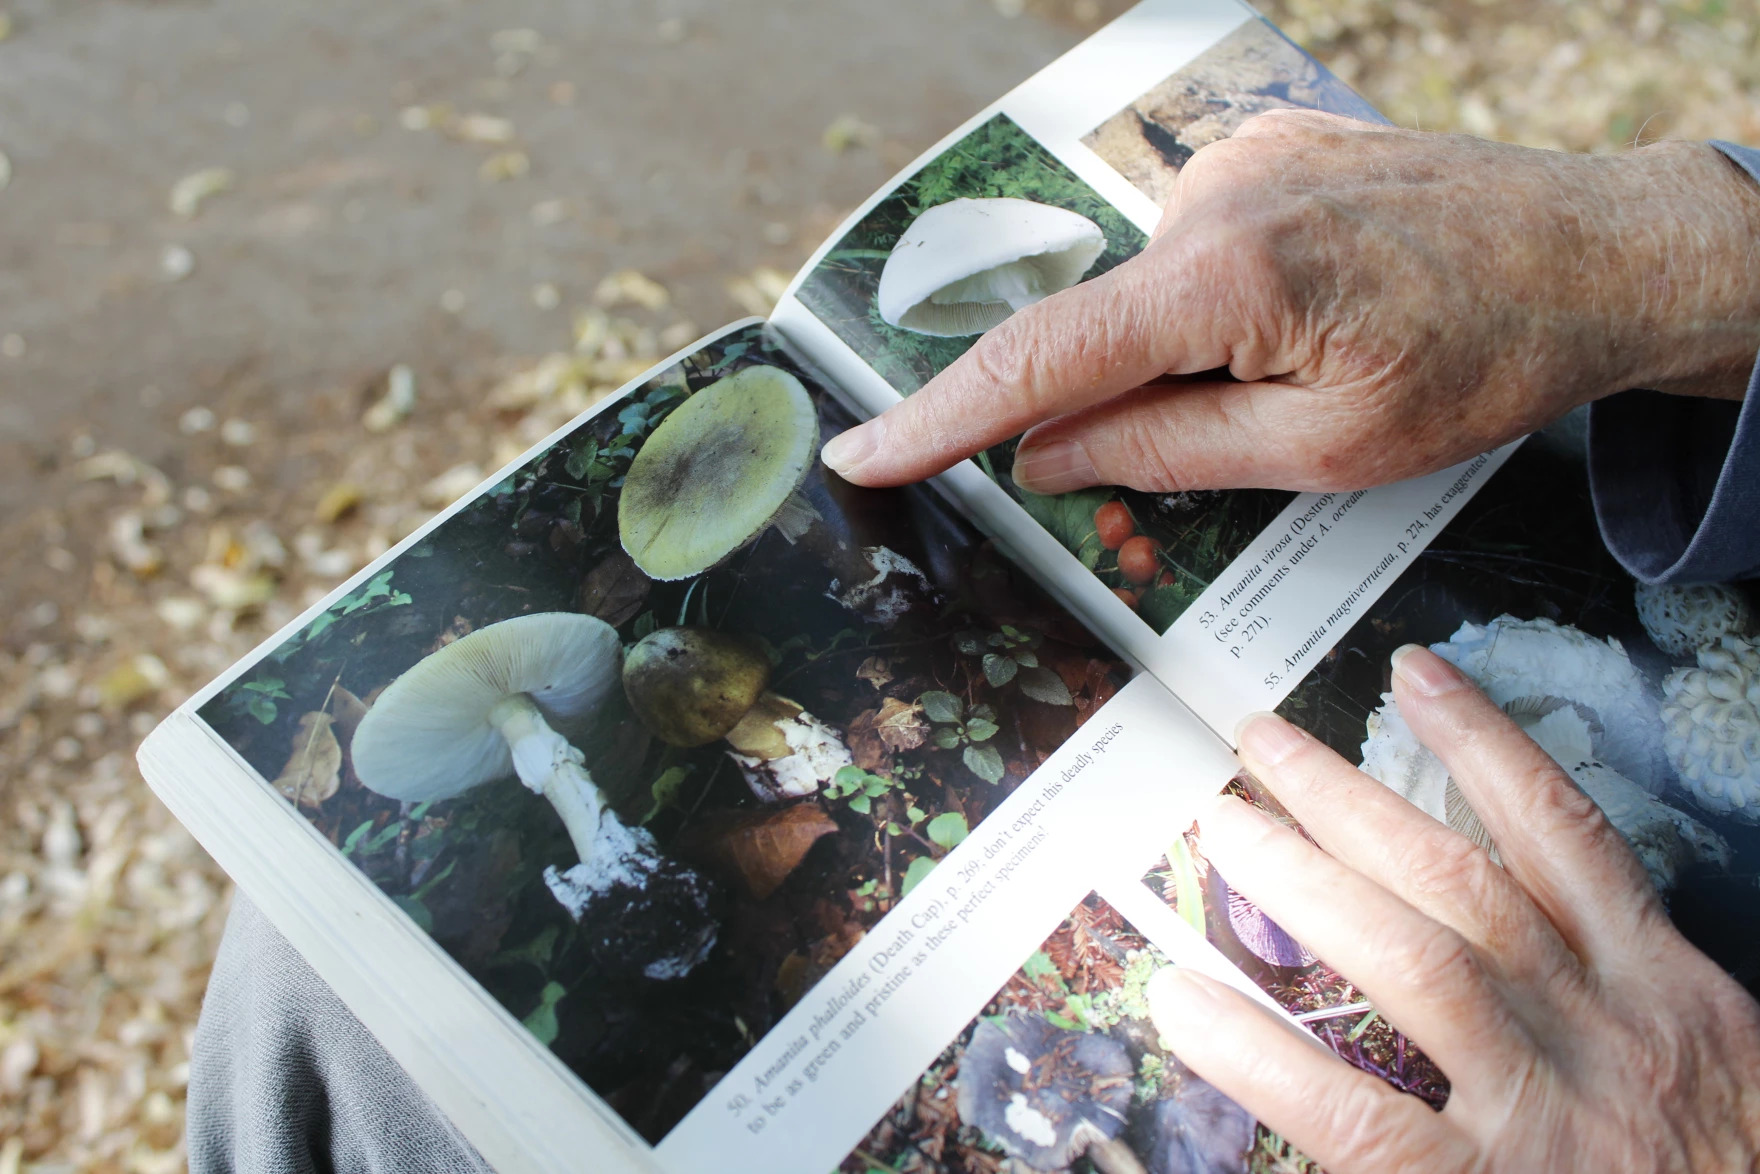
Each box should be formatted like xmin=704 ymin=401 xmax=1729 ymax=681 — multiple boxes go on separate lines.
xmin=1318 ymin=1082 xmax=1415 ymax=1169
xmin=1391 ymin=827 xmax=1500 ymax=910
xmin=1112 ymin=412 xmax=1188 ymax=493
xmin=1377 ymin=918 xmax=1480 ymax=995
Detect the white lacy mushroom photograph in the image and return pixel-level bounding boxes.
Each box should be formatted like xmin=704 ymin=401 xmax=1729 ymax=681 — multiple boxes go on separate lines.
xmin=1080 ymin=16 xmax=1382 ymax=209
xmin=1273 ymin=431 xmax=1760 ymax=984
xmin=194 ymin=322 xmax=1134 ymax=1143
xmin=841 ymin=892 xmax=1283 ymax=1174
xmin=793 ymin=113 xmax=1293 ymax=636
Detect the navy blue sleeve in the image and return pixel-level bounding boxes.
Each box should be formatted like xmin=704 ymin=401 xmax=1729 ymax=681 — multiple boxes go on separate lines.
xmin=1588 ymin=140 xmax=1760 ymax=585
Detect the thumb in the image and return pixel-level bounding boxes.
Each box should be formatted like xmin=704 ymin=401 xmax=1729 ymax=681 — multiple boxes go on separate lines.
xmin=820 ymin=238 xmax=1236 ymax=487
xmin=1010 ymin=379 xmax=1326 ymax=494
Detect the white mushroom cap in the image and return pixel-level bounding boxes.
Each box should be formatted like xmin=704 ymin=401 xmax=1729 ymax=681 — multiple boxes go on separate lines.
xmin=876 ymin=198 xmax=1107 ymax=337
xmin=350 ymin=613 xmax=622 ymax=803
xmin=1635 ymin=582 xmax=1754 ymax=658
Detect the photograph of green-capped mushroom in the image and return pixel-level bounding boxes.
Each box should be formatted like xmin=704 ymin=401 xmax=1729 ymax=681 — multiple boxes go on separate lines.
xmin=1081 ymin=17 xmax=1382 ymax=209
xmin=1267 ymin=433 xmax=1760 ymax=990
xmin=795 ymin=113 xmax=1293 ymax=636
xmin=198 ymin=323 xmax=1133 ymax=1143
xmin=838 ymin=893 xmax=1270 ymax=1174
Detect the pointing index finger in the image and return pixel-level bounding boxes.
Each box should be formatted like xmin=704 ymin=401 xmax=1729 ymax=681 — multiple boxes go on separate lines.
xmin=821 ymin=241 xmax=1222 ymax=486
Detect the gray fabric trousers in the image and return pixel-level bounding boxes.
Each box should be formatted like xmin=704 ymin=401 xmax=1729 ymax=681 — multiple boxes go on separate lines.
xmin=188 ymin=895 xmax=492 ymax=1174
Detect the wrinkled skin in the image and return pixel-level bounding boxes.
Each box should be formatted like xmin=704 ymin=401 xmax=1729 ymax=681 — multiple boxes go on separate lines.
xmin=821 ymin=111 xmax=1760 ymax=493
xmin=1145 ymin=647 xmax=1760 ymax=1174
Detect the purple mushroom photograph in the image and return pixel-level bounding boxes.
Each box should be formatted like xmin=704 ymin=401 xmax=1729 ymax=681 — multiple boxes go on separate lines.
xmin=196 ymin=323 xmax=1133 ymax=1143
xmin=1139 ymin=777 xmax=1451 ymax=1152
xmin=840 ymin=893 xmax=1269 ymax=1174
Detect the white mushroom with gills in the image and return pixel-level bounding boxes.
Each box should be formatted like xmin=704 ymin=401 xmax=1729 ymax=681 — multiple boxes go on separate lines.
xmin=876 ymin=197 xmax=1107 ymax=337
xmin=622 ymin=626 xmax=851 ymax=802
xmin=617 ymin=362 xmax=928 ymax=624
xmin=348 ymin=613 xmax=716 ymax=977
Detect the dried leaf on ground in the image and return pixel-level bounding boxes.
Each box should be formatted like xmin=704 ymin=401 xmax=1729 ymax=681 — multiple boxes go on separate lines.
xmin=270 ymin=711 xmax=343 ymax=807
xmin=683 ymin=803 xmax=838 ymax=899
xmin=577 ymin=550 xmax=650 ymax=626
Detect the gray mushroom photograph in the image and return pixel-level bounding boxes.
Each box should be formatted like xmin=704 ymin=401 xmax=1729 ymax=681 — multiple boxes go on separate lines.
xmin=1080 ymin=16 xmax=1381 ymax=208
xmin=1271 ymin=428 xmax=1760 ymax=994
xmin=839 ymin=892 xmax=1270 ymax=1174
xmin=196 ymin=323 xmax=1136 ymax=1142
xmin=795 ymin=113 xmax=1290 ymax=636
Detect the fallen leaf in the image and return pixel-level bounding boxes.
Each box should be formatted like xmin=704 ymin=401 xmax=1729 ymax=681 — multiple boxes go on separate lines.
xmin=96 ymin=655 xmax=170 ymax=710
xmin=594 ymin=269 xmax=669 ymax=311
xmin=685 ymin=803 xmax=837 ymax=900
xmin=577 ymin=550 xmax=649 ymax=627
xmin=873 ymin=697 xmax=928 ymax=752
xmin=271 ymin=712 xmax=342 ymax=807
xmin=169 ymin=167 xmax=233 ymax=217
xmin=328 ymin=685 xmax=369 ymax=747
xmin=313 ymin=483 xmax=363 ymax=524
xmin=854 ymin=656 xmax=892 ymax=690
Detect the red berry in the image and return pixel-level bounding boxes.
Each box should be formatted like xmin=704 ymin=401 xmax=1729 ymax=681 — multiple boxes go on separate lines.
xmin=1156 ymin=570 xmax=1176 ymax=589
xmin=1117 ymin=535 xmax=1161 ymax=585
xmin=1094 ymin=501 xmax=1134 ymax=550
xmin=1111 ymin=587 xmax=1139 ymax=610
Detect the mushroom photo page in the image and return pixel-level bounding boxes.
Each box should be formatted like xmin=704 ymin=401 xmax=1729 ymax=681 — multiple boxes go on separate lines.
xmin=153 ymin=319 xmax=1246 ymax=1173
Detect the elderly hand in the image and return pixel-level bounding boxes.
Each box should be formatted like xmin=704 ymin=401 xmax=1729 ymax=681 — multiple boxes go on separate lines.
xmin=821 ymin=112 xmax=1760 ymax=494
xmin=1145 ymin=645 xmax=1760 ymax=1173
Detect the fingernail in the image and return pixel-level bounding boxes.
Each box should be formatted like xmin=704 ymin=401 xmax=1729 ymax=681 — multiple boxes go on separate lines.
xmin=1390 ymin=643 xmax=1467 ymax=696
xmin=1234 ymin=711 xmax=1309 ymax=766
xmin=1146 ymin=967 xmax=1225 ymax=1036
xmin=1011 ymin=438 xmax=1097 ymax=495
xmin=821 ymin=422 xmax=878 ymax=478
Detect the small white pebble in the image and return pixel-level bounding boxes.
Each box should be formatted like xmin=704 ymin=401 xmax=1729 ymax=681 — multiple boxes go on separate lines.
xmin=398 ymin=105 xmax=431 ymax=131
xmin=213 ymin=465 xmax=251 ymax=492
xmin=531 ymin=282 xmax=560 ymax=310
xmin=179 ymin=406 xmax=216 ymax=434
xmin=221 ymin=418 xmax=256 ymax=446
xmin=160 ymin=244 xmax=195 ymax=281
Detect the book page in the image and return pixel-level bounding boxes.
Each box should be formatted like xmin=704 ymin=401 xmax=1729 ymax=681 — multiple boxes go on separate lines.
xmin=770 ymin=0 xmax=1504 ymax=739
xmin=166 ymin=319 xmax=1249 ymax=1170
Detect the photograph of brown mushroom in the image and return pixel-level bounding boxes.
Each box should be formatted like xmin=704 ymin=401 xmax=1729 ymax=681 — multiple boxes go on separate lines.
xmin=1080 ymin=16 xmax=1381 ymax=209
xmin=1136 ymin=776 xmax=1450 ymax=1146
xmin=794 ymin=113 xmax=1292 ymax=635
xmin=840 ymin=892 xmax=1276 ymax=1174
xmin=197 ymin=323 xmax=1134 ymax=1143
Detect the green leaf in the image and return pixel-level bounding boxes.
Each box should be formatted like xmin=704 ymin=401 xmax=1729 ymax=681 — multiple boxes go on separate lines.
xmin=847 ymin=794 xmax=872 ymax=815
xmin=641 ymin=765 xmax=693 ymax=824
xmin=392 ymin=894 xmax=432 ymax=934
xmin=1043 ymin=1009 xmax=1082 ymax=1032
xmin=1165 ymin=835 xmax=1207 ymax=939
xmin=900 ymin=855 xmax=938 ymax=897
xmin=490 ymin=925 xmax=559 ymax=971
xmin=862 ymin=776 xmax=890 ymax=798
xmin=919 ymin=690 xmax=963 ymax=724
xmin=953 ymin=631 xmax=986 ymax=656
xmin=1016 ymin=665 xmax=1074 ymax=706
xmin=341 ymin=820 xmax=376 ymax=857
xmin=925 ymin=812 xmax=968 ymax=850
xmin=412 ymin=858 xmax=456 ymax=901
xmin=830 ymin=764 xmax=866 ymax=798
xmin=981 ymin=653 xmax=1017 ymax=687
xmin=930 ymin=727 xmax=962 ymax=751
xmin=564 ymin=442 xmax=596 ymax=480
xmin=1138 ymin=583 xmax=1198 ymax=635
xmin=523 ymin=982 xmax=567 ymax=1046
xmin=1013 ymin=649 xmax=1038 ymax=668
xmin=630 ymin=611 xmax=657 ymax=640
xmin=1013 ymin=486 xmax=1113 ymax=570
xmin=885 ymin=821 xmax=904 ymax=837
xmin=963 ymin=717 xmax=999 ymax=743
xmin=1020 ymin=950 xmax=1059 ymax=982
xmin=963 ymin=744 xmax=1005 ymax=784
xmin=905 ymin=804 xmax=926 ymax=825
xmin=246 ymin=695 xmax=278 ymax=725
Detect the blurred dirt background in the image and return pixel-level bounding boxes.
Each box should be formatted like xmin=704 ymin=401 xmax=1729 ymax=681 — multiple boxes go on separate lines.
xmin=2 ymin=0 xmax=1756 ymax=1168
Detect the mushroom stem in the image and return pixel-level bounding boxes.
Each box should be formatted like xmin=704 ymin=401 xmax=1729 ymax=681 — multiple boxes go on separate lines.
xmin=1084 ymin=1136 xmax=1149 ymax=1174
xmin=489 ymin=693 xmax=607 ymax=864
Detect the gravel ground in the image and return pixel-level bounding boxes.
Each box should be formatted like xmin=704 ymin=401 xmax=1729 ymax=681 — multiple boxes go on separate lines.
xmin=2 ymin=0 xmax=1757 ymax=1169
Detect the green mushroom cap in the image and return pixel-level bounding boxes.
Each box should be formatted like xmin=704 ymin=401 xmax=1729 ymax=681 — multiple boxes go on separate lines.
xmin=623 ymin=627 xmax=773 ymax=747
xmin=618 ymin=364 xmax=820 ymax=582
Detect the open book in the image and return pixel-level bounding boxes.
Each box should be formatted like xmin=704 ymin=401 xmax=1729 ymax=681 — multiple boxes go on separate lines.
xmin=137 ymin=3 xmax=1760 ymax=1171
